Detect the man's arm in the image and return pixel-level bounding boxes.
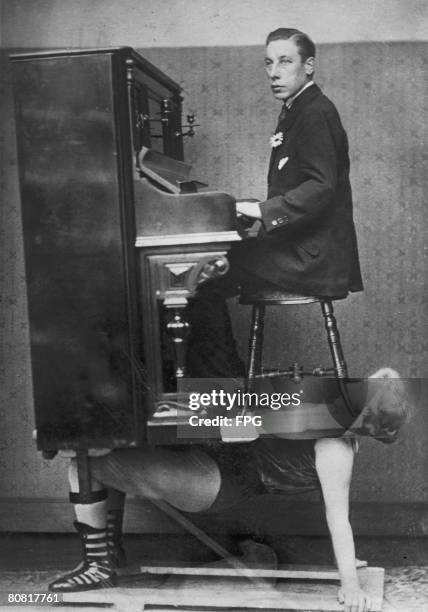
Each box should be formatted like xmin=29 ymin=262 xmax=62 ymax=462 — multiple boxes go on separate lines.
xmin=261 ymin=108 xmax=340 ymax=232
xmin=315 ymin=437 xmax=372 ymax=612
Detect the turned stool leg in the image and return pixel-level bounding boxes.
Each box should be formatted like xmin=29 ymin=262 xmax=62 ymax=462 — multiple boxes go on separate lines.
xmin=321 ymin=300 xmax=358 ymax=417
xmin=246 ymin=304 xmax=265 ymax=393
xmin=320 ymin=300 xmax=348 ymax=378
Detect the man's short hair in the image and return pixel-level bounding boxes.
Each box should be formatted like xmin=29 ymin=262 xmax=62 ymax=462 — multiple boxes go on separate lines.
xmin=266 ymin=28 xmax=316 ymax=61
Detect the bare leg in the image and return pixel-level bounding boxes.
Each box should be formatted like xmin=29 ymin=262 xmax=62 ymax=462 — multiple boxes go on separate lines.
xmin=90 ymin=446 xmax=222 ymax=513
xmin=50 ymin=446 xmax=221 ymax=592
xmin=68 ymin=459 xmax=107 ymax=527
xmin=68 ymin=445 xmax=221 ymax=524
xmin=49 ymin=462 xmax=113 ymax=592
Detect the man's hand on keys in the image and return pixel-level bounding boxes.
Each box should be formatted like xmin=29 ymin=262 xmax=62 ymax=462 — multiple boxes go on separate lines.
xmin=236 ymin=199 xmax=262 ymax=219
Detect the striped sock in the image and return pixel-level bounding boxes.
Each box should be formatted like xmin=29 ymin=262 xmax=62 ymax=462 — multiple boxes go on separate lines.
xmin=49 ymin=522 xmax=116 ymax=592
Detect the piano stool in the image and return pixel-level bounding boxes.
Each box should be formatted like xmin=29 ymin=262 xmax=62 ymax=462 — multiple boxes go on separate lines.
xmin=239 ymin=290 xmax=352 ymax=400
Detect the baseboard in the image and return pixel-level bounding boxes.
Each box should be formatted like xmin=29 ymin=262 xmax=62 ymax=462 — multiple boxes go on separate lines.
xmin=1 ymin=496 xmax=427 ymax=536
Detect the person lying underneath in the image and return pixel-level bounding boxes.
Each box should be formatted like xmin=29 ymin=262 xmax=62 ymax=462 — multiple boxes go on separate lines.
xmin=49 ymin=367 xmax=412 ymax=612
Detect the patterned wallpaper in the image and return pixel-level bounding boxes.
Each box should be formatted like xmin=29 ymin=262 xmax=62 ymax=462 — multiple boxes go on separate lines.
xmin=0 ymin=43 xmax=427 ymax=505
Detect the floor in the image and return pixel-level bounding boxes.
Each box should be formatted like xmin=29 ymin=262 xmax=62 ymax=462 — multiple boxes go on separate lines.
xmin=0 ymin=534 xmax=427 ymax=611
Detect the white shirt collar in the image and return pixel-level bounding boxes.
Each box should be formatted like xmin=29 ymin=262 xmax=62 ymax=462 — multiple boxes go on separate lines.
xmin=285 ymin=80 xmax=314 ymax=109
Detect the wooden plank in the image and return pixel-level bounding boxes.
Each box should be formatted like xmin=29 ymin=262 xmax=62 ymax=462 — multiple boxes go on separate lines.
xmin=4 ymin=607 xmax=113 ymax=612
xmin=129 ymin=563 xmax=344 ymax=581
xmin=63 ymin=567 xmax=384 ymax=611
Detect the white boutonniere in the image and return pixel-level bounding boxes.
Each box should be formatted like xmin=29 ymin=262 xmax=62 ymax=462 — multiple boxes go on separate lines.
xmin=278 ymin=156 xmax=289 ymax=170
xmin=269 ymin=131 xmax=284 ymax=148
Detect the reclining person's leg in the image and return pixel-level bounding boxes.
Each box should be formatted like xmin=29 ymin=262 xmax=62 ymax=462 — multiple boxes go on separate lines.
xmin=49 ymin=445 xmax=222 ymax=592
xmin=90 ymin=446 xmax=222 ymax=513
xmin=49 ymin=442 xmax=266 ymax=592
xmin=48 ymin=462 xmax=112 ymax=592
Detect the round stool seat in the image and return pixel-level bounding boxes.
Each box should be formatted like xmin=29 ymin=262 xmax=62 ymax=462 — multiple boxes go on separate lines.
xmin=239 ymin=289 xmax=319 ymax=305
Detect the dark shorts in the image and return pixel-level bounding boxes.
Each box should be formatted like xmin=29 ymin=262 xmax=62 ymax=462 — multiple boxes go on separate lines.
xmin=203 ymin=438 xmax=320 ymax=514
xmin=200 ymin=441 xmax=267 ymax=514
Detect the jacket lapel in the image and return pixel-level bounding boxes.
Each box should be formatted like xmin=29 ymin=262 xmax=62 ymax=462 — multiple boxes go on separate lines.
xmin=268 ymin=84 xmax=323 ymax=176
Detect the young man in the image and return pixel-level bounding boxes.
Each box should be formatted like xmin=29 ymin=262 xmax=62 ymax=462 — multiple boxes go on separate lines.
xmin=186 ymin=27 xmax=362 ymax=378
xmin=49 ymin=29 xmax=381 ymax=612
xmin=232 ymin=27 xmax=363 ymax=297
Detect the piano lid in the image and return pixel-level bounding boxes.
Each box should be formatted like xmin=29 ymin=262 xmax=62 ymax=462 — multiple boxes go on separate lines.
xmin=137 ymin=147 xmax=207 ymax=194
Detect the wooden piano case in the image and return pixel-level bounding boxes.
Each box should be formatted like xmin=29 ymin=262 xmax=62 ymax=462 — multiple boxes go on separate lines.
xmin=11 ymin=47 xmax=184 ymax=452
xmin=12 ymin=47 xmax=240 ymax=453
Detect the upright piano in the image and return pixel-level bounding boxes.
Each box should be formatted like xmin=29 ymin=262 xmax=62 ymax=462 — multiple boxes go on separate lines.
xmin=11 ymin=47 xmax=242 ymax=455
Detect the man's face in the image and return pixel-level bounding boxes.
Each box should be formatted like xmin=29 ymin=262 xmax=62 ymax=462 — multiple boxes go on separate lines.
xmin=264 ymin=38 xmax=314 ymax=101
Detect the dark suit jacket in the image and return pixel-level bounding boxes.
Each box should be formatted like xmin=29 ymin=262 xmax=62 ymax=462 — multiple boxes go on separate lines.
xmin=232 ymin=83 xmax=363 ymax=298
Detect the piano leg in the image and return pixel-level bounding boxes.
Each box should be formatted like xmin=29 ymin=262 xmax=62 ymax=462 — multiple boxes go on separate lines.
xmin=75 ymin=449 xmax=93 ymax=504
